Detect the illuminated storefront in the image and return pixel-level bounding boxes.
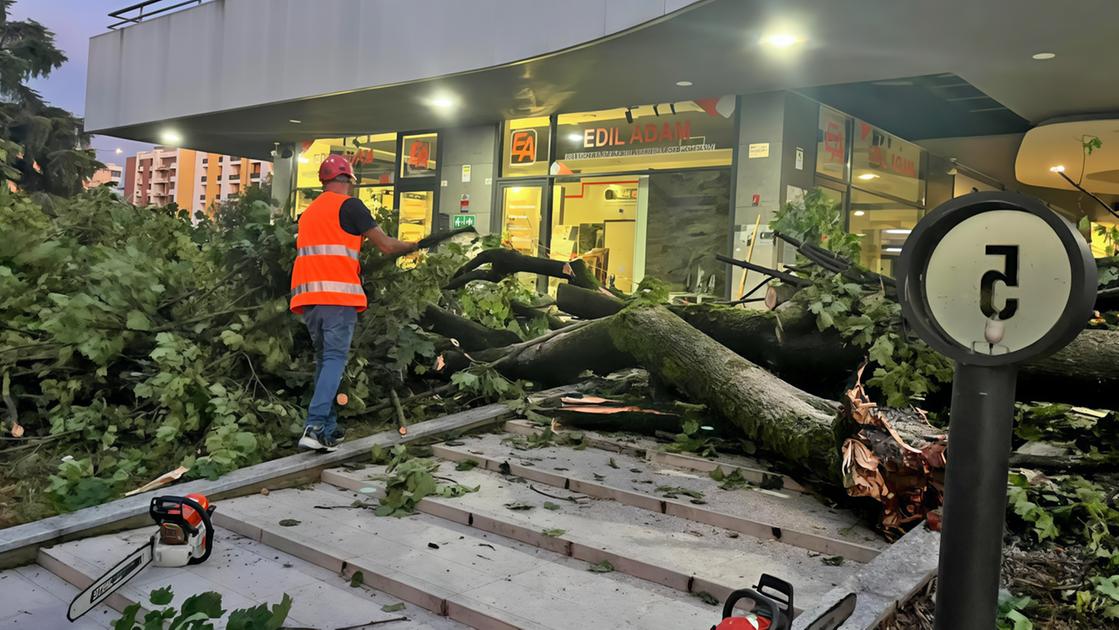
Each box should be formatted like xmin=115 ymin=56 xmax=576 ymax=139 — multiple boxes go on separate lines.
xmin=294 ymin=131 xmax=441 ymax=243
xmin=496 ymin=97 xmax=737 ymax=296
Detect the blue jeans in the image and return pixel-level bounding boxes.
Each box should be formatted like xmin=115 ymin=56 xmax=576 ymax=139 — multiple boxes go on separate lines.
xmin=302 ymin=305 xmax=357 ymax=437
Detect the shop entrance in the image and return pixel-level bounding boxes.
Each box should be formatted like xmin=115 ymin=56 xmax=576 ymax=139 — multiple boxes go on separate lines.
xmin=549 ymin=176 xmax=646 ymax=293
xmin=497 ymin=181 xmax=546 ymax=257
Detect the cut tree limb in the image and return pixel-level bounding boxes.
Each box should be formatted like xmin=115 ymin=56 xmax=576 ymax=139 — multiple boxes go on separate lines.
xmin=420 ymin=305 xmax=520 ymax=351
xmin=445 ymin=248 xmax=599 ymax=290
xmin=556 ymin=283 xmax=624 ymax=319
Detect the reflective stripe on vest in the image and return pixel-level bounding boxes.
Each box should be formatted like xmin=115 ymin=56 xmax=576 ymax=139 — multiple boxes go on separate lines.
xmin=296 ymin=244 xmax=359 ymax=260
xmin=291 ymin=280 xmax=365 ymax=296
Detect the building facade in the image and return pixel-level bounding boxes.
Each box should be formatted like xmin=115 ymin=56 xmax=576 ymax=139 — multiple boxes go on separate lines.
xmin=123 ymin=147 xmax=272 ymax=216
xmin=84 ymin=163 xmax=123 ymax=193
xmin=85 ymin=0 xmax=1119 ymax=298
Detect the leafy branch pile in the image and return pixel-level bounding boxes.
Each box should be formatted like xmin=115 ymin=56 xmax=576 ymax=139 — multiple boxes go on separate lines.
xmin=368 ymin=444 xmax=478 ymax=517
xmin=0 ymin=186 xmax=514 ymax=525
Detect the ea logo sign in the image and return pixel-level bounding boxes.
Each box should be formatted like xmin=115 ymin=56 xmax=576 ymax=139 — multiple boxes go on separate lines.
xmin=509 ymin=130 xmax=537 ymax=165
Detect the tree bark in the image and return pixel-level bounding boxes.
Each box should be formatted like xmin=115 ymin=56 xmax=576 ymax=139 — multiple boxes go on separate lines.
xmin=445 ymin=248 xmax=600 ymax=290
xmin=420 ymin=305 xmax=520 ymax=351
xmin=607 ymin=304 xmax=842 ymax=479
xmin=1020 ymin=328 xmax=1119 ymax=408
xmin=556 ymin=283 xmax=625 ymax=319
xmin=765 ymin=284 xmax=798 ymax=310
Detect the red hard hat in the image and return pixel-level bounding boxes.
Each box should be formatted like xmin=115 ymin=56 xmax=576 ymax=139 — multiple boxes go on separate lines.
xmin=319 ymin=154 xmax=355 ymax=183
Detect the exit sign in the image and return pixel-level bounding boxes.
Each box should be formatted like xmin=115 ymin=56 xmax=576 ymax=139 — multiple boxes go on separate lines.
xmin=452 ymin=214 xmax=476 ymax=229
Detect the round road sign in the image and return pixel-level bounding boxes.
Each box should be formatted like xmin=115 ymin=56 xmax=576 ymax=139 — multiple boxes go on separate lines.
xmin=896 ymin=192 xmax=1096 ymax=366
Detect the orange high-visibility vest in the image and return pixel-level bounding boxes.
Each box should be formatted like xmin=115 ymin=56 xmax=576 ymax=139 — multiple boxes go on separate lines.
xmin=290 ymin=192 xmax=366 ymax=313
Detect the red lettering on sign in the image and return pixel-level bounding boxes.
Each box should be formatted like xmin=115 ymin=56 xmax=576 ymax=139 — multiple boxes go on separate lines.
xmin=824 ymin=121 xmax=844 ymax=162
xmin=510 ymin=130 xmax=537 ymax=164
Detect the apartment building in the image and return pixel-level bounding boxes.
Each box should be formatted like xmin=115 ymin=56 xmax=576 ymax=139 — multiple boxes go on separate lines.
xmin=84 ymin=162 xmax=123 ymax=192
xmin=123 ymin=147 xmax=271 ymax=216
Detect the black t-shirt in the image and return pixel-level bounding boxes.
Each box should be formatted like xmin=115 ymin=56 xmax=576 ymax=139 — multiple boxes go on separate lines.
xmin=339 ymin=197 xmax=378 ymax=236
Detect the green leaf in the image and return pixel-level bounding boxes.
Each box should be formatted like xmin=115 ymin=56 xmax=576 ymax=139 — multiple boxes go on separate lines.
xmin=381 ymin=603 xmax=406 ymax=613
xmin=149 ymin=585 xmax=174 ymax=606
xmin=822 ymin=556 xmax=845 ymax=566
xmin=350 ymin=571 xmax=364 ymax=588
xmin=504 ymin=501 xmax=534 ymax=511
xmin=542 ymin=528 xmax=566 ymax=537
xmin=588 ymin=559 xmax=615 ymax=573
xmin=454 ymin=459 xmax=479 ymax=471
xmin=543 ymin=501 xmax=561 ymax=511
xmin=125 ymin=310 xmax=152 ymax=331
xmin=278 ymin=519 xmax=301 ymax=527
xmin=169 ymin=592 xmax=225 ymax=629
xmin=112 ymin=603 xmax=142 ymax=630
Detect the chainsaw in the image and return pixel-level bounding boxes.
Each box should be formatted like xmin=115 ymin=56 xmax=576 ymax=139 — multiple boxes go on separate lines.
xmin=67 ymin=494 xmax=216 ymax=622
xmin=712 ymin=574 xmax=857 ymax=630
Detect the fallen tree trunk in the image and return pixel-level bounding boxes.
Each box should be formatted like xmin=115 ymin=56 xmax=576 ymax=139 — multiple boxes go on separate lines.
xmin=607 ymin=304 xmax=843 ymax=478
xmin=556 ymin=283 xmax=624 ymax=319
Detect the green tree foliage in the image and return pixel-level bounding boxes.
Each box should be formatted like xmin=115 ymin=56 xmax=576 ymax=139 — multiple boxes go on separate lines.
xmin=0 ymin=0 xmax=100 ymax=196
xmin=0 ymin=184 xmax=494 ymax=523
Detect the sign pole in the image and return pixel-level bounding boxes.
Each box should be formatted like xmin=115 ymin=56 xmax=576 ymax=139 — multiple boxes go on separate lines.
xmin=896 ymin=191 xmax=1097 ymax=629
xmin=933 ymin=364 xmax=1017 ymax=630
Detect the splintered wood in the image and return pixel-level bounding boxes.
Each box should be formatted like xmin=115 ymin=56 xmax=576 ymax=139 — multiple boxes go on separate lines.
xmin=842 ymin=372 xmax=947 ymax=535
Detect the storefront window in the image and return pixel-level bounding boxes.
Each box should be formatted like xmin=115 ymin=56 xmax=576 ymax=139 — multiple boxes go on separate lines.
xmin=500 ymin=185 xmax=543 ymax=256
xmin=817 ymin=106 xmax=849 ymax=182
xmin=398 ymin=190 xmax=434 ymax=242
xmin=400 ymin=133 xmax=438 ymax=178
xmin=848 ymin=189 xmax=921 ymax=276
xmin=502 ymin=117 xmax=551 ymax=178
xmin=851 ymin=121 xmax=926 ymax=204
xmin=553 ymin=97 xmax=736 ymax=175
xmin=550 ymin=176 xmax=642 ymax=293
xmin=294 ymin=133 xmax=398 ymax=215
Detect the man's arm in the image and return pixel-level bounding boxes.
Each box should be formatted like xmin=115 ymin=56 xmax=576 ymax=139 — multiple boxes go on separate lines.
xmin=363 ymin=226 xmax=417 ymax=255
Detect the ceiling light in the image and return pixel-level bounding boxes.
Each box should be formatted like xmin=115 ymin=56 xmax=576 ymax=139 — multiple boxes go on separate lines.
xmin=857 ymin=173 xmax=879 ymax=181
xmin=759 ymin=32 xmax=803 ymax=48
xmin=883 ymin=228 xmax=912 ymax=235
xmin=853 ymin=210 xmax=866 ymax=217
xmin=289 ymin=119 xmax=302 ymax=124
xmin=428 ymin=94 xmax=457 ymax=110
xmin=114 ymin=147 xmax=123 ymax=155
xmin=884 ymin=247 xmax=903 ymax=253
xmin=160 ymin=130 xmax=182 ymax=146
xmin=1032 ymin=52 xmax=1056 ymax=60
xmin=675 ymin=80 xmax=693 ymax=87
xmin=1049 ymin=164 xmax=1066 ymax=173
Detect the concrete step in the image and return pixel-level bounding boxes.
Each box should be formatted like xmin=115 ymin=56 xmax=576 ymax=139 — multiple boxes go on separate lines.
xmin=433 ymin=432 xmax=885 ymax=562
xmin=0 ymin=563 xmax=116 ymax=629
xmin=322 ymin=461 xmax=856 ymax=610
xmin=502 ymin=419 xmax=807 ymax=493
xmin=213 ymin=484 xmax=717 ymax=630
xmin=38 ymin=523 xmax=465 ymax=629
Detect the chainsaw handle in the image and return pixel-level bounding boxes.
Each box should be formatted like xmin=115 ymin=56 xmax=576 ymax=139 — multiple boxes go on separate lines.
xmin=149 ymin=495 xmax=216 ymax=565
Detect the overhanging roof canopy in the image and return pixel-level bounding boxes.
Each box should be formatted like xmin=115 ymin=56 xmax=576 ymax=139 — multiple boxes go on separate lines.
xmin=87 ymin=0 xmax=1119 ymax=159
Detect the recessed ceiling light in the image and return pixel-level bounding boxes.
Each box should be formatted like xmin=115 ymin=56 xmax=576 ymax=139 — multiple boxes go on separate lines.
xmin=884 ymin=228 xmax=912 ymax=235
xmin=884 ymin=247 xmax=903 ymax=253
xmin=160 ymin=130 xmax=182 ymax=146
xmin=1032 ymin=52 xmax=1056 ymax=60
xmin=675 ymin=80 xmax=693 ymax=87
xmin=760 ymin=32 xmax=803 ymax=48
xmin=853 ymin=210 xmax=866 ymax=217
xmin=289 ymin=119 xmax=302 ymax=124
xmin=857 ymin=173 xmax=879 ymax=181
xmin=114 ymin=148 xmax=123 ymax=155
xmin=428 ymin=95 xmax=457 ymax=110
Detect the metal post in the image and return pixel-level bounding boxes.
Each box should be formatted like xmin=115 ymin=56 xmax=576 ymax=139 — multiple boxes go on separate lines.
xmin=933 ymin=363 xmax=1018 ymax=629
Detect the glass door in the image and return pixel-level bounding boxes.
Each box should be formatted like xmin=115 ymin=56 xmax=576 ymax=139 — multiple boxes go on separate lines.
xmin=497 ymin=181 xmax=546 ymax=257
xmin=549 ymin=176 xmax=643 ymax=293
